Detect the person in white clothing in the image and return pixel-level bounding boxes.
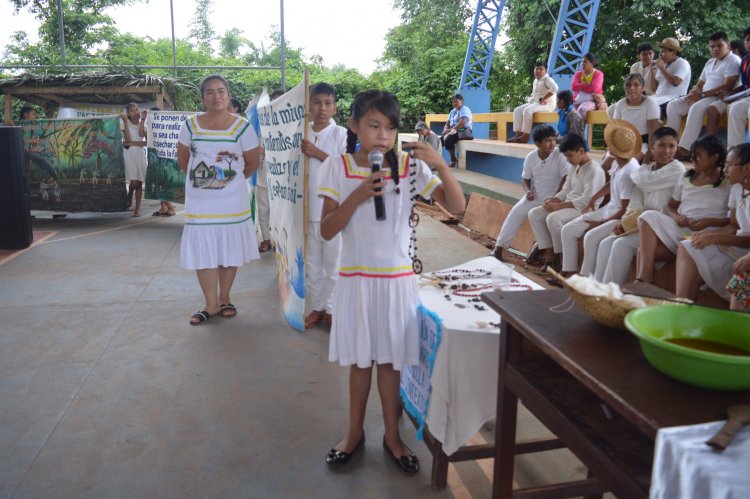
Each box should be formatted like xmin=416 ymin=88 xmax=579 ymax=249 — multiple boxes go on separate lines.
xmin=561 ymin=120 xmax=640 ymax=277
xmin=528 ymin=133 xmax=605 ymax=271
xmin=120 ymin=102 xmax=147 ymax=217
xmin=492 ymin=125 xmax=570 ymax=261
xmin=636 ymin=134 xmax=732 ymax=284
xmin=300 ymin=83 xmax=348 ymax=329
xmin=725 ymin=28 xmax=750 ymax=148
xmin=667 ymin=32 xmax=741 ymax=161
xmin=650 ymin=38 xmax=692 ymax=115
xmin=594 ymin=127 xmax=685 ymax=284
xmin=508 ymin=61 xmax=559 ymax=144
xmin=630 ymin=43 xmax=656 ymax=96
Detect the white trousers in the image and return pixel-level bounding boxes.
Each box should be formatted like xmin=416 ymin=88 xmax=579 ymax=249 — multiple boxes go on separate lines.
xmin=513 ymin=102 xmax=555 ymax=133
xmin=594 ymin=233 xmax=639 ymax=284
xmin=580 ymin=220 xmax=620 ymax=277
xmin=256 ymin=185 xmax=271 ymax=241
xmin=727 ymin=96 xmax=750 ymax=148
xmin=528 ymin=206 xmax=580 ymax=253
xmin=559 ymin=211 xmax=615 ymax=272
xmin=495 ymin=196 xmax=542 ymax=249
xmin=307 ymin=220 xmax=342 ymax=313
xmin=666 ymin=95 xmax=720 ymax=150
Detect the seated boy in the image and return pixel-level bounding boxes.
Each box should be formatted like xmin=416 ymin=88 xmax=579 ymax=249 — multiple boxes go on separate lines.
xmin=508 ymin=61 xmax=558 ymax=143
xmin=650 ymin=38 xmax=692 ymax=117
xmin=492 ymin=125 xmax=570 ymax=261
xmin=726 ymin=27 xmax=750 ymax=148
xmin=559 ymin=120 xmax=640 ymax=277
xmin=528 ymin=133 xmax=605 ymax=271
xmin=300 ymin=83 xmax=348 ymax=328
xmin=666 ymin=32 xmax=740 ymax=160
xmin=556 ymin=90 xmax=584 ymax=141
xmin=630 ymin=43 xmax=657 ymax=96
xmin=593 ymin=126 xmax=686 ymax=284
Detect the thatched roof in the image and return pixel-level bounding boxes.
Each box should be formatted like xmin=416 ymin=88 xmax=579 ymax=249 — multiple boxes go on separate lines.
xmin=0 ymin=71 xmax=194 ymax=110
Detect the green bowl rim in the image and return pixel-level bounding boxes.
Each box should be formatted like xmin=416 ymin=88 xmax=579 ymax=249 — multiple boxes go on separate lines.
xmin=624 ymin=305 xmax=750 ymax=365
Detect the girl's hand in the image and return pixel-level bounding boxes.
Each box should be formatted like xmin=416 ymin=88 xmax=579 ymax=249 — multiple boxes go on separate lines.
xmin=612 ymin=224 xmax=625 ymax=235
xmin=690 ymin=231 xmax=719 ymax=249
xmin=687 ymin=219 xmax=711 ymax=231
xmin=351 ymin=170 xmax=387 ymax=205
xmin=732 ymin=253 xmax=750 ymax=274
xmin=119 ymin=112 xmax=128 ymax=121
xmin=675 ymin=214 xmax=690 ymax=227
xmin=582 ymin=200 xmax=595 ymax=214
xmin=403 ymin=141 xmax=445 ymax=169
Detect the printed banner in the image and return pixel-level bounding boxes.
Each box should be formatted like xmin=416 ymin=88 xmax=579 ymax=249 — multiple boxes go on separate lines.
xmin=20 ymin=117 xmax=127 ymax=212
xmin=144 ymin=111 xmax=194 ymax=203
xmin=57 ymin=102 xmax=158 ymax=119
xmin=258 ymin=80 xmax=307 ymax=331
xmin=245 ymin=89 xmax=270 ymax=222
xmin=400 ymin=304 xmax=444 ymax=440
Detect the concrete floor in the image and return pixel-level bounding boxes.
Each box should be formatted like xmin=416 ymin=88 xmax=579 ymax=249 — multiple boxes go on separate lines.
xmin=0 ymin=199 xmax=593 ymax=499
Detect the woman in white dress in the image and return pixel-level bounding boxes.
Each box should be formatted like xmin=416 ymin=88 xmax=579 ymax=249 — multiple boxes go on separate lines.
xmin=636 ymin=135 xmax=732 ymax=283
xmin=675 ymin=144 xmax=750 ymax=300
xmin=121 ymin=103 xmax=147 ymax=216
xmin=176 ymin=75 xmax=261 ymax=325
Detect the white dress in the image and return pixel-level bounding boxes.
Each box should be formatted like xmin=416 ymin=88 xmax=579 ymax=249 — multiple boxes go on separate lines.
xmin=318 ymin=152 xmax=442 ymax=371
xmin=680 ymin=184 xmax=750 ymax=299
xmin=639 ymin=176 xmax=732 ymax=253
xmin=178 ymin=115 xmax=260 ymax=270
xmin=123 ymin=120 xmax=147 ymax=181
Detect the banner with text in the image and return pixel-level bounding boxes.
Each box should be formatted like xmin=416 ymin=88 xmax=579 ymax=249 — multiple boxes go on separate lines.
xmin=245 ymin=89 xmax=270 ymax=223
xmin=145 ymin=111 xmax=195 ymax=203
xmin=400 ymin=304 xmax=444 ymax=440
xmin=258 ymin=80 xmax=306 ymax=331
xmin=20 ymin=117 xmax=127 ymax=212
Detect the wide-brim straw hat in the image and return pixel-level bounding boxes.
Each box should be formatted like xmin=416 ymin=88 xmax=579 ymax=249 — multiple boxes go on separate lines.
xmin=658 ymin=37 xmax=683 ymax=53
xmin=612 ymin=209 xmax=642 ymax=238
xmin=604 ymin=119 xmax=642 ymax=160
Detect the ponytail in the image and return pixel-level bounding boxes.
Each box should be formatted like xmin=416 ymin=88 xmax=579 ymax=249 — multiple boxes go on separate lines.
xmin=346 ymin=128 xmax=357 ymax=154
xmin=386 ymin=149 xmax=400 ymax=186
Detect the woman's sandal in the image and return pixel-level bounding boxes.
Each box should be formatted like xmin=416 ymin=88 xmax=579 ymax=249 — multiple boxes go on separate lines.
xmin=152 ymin=210 xmax=164 ymax=217
xmin=304 ymin=309 xmax=325 ymax=328
xmin=382 ymin=438 xmax=420 ymax=475
xmin=190 ymin=310 xmax=211 ymax=326
xmin=326 ymin=432 xmax=365 ymax=467
xmin=219 ymin=303 xmax=237 ymax=318
xmin=258 ymin=240 xmax=272 ymax=252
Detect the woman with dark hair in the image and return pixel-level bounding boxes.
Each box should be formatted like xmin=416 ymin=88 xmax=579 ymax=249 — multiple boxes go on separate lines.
xmin=571 ymin=52 xmax=605 ymax=124
xmin=440 ymin=93 xmax=473 ymax=167
xmin=176 ymin=74 xmax=261 ymax=325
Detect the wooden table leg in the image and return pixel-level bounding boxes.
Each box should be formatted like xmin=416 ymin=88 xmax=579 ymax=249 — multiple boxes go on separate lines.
xmin=431 ymin=446 xmax=450 ymax=490
xmin=493 ymin=323 xmax=519 ymax=499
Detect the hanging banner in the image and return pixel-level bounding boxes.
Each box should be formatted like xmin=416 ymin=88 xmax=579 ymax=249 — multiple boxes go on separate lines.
xmin=245 ymin=88 xmax=270 ymax=222
xmin=20 ymin=117 xmax=127 ymax=212
xmin=144 ymin=111 xmax=195 ymax=203
xmin=57 ymin=103 xmax=157 ymax=119
xmin=400 ymin=304 xmax=444 ymax=440
xmin=258 ymin=78 xmax=307 ymax=331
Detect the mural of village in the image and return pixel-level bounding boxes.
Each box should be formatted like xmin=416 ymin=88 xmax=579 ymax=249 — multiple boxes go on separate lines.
xmin=21 ymin=117 xmax=128 ymax=212
xmin=188 ymin=149 xmax=240 ymax=190
xmin=145 ymin=149 xmax=186 ymax=203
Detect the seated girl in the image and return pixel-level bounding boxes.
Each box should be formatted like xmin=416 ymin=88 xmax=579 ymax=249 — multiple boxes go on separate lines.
xmin=636 ymin=135 xmax=732 ymax=283
xmin=607 ymin=74 xmax=660 ymax=164
xmin=675 ymin=144 xmax=750 ymax=301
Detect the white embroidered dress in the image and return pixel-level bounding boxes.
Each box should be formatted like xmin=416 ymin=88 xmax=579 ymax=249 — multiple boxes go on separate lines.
xmin=178 ymin=115 xmax=260 ymax=269
xmin=318 ymin=152 xmax=441 ymax=370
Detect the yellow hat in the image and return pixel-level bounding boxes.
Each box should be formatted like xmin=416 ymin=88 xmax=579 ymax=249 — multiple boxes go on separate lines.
xmin=604 ymin=119 xmax=642 ymax=160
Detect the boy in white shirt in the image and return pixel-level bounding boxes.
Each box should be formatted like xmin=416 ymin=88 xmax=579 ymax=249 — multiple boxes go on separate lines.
xmin=528 ymin=133 xmax=605 ymax=271
xmin=650 ymin=38 xmax=692 ymax=114
xmin=630 ymin=43 xmax=657 ymax=95
xmin=301 ymin=83 xmax=348 ymax=328
xmin=667 ymin=32 xmax=740 ymax=160
xmin=492 ymin=125 xmax=570 ymax=261
xmin=508 ymin=61 xmax=558 ymax=144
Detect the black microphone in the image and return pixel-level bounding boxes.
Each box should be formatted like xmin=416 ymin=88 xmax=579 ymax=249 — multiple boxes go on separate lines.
xmin=368 ymin=149 xmax=386 ymax=221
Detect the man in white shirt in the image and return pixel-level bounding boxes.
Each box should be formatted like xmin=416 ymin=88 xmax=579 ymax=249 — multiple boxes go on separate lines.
xmin=528 ymin=133 xmax=605 ymax=271
xmin=492 ymin=125 xmax=570 ymax=261
xmin=651 ymin=38 xmax=692 ymax=113
xmin=508 ymin=61 xmax=559 ymax=144
xmin=631 ymin=43 xmax=657 ymax=96
xmin=667 ymin=32 xmax=740 ymax=160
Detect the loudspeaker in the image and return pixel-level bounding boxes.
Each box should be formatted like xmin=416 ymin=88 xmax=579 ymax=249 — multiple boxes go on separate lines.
xmin=0 ymin=127 xmax=33 ymax=249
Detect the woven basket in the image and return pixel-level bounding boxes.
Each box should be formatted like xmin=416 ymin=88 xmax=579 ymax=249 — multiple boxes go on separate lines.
xmin=548 ymin=269 xmax=678 ymax=330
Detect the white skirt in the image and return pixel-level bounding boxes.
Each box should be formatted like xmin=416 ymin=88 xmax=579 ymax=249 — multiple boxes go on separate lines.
xmin=639 ymin=211 xmax=692 ymax=253
xmin=329 ymin=275 xmax=420 ymax=371
xmin=680 ymin=240 xmax=745 ymax=300
xmin=180 ymin=220 xmax=260 ymax=270
xmin=123 ymin=146 xmax=147 ymax=182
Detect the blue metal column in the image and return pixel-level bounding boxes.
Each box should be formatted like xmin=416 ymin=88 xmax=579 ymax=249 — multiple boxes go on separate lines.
xmin=547 ymin=0 xmax=601 ymax=91
xmin=458 ymin=0 xmax=505 ymax=139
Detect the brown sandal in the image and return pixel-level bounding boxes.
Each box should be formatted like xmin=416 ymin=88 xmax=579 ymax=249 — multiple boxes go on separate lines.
xmin=258 ymin=240 xmax=272 ymax=253
xmin=304 ymin=310 xmax=325 ymax=329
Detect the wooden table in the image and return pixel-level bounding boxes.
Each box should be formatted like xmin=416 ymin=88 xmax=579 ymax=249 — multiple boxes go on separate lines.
xmin=483 ymin=289 xmax=750 ymax=498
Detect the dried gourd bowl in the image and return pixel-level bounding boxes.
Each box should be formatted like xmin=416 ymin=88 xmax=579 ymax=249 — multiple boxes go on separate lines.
xmin=625 ymin=304 xmax=750 ymax=391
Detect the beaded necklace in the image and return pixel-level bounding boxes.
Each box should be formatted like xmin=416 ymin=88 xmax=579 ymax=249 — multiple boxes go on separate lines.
xmin=407 ymin=157 xmax=423 ymax=274
xmin=430 ymin=268 xmax=492 ymax=280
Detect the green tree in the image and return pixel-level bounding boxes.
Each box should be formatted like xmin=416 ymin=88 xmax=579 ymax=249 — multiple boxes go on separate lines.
xmin=188 ymin=0 xmax=215 ymax=52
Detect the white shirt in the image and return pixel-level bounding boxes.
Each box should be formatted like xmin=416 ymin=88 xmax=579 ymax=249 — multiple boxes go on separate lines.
xmin=699 ymin=53 xmax=741 ymax=91
xmin=630 ymin=61 xmax=656 ymax=95
xmin=555 ymin=159 xmax=606 ymax=211
xmin=308 ymin=122 xmax=347 ymax=221
xmin=528 ymin=74 xmax=558 ymax=105
xmin=598 ymin=158 xmax=639 ymax=218
xmin=673 ymin=176 xmax=732 ymax=220
xmin=521 ymin=148 xmax=571 ymax=199
xmin=728 ymin=184 xmax=750 ymax=235
xmin=629 ymin=160 xmax=686 ymax=212
xmin=613 ymin=96 xmax=660 ymax=135
xmin=654 ymin=57 xmax=692 ymax=98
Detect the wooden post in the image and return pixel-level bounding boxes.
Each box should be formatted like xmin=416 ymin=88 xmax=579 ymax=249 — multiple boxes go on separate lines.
xmin=156 ymin=92 xmax=164 ymax=111
xmin=4 ymin=94 xmax=12 ymax=125
xmin=302 ymin=69 xmax=310 ymax=278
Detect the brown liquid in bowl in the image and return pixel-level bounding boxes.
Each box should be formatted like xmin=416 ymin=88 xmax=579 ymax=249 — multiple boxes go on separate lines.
xmin=666 ymin=338 xmax=750 ymax=356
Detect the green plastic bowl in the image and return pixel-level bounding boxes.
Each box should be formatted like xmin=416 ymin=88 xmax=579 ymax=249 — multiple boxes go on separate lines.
xmin=624 ymin=305 xmax=750 ymax=391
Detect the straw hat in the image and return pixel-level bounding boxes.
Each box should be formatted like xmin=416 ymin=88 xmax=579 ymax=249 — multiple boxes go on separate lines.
xmin=658 ymin=37 xmax=683 ymax=53
xmin=414 ymin=121 xmax=428 ymax=131
xmin=604 ymin=119 xmax=642 ymax=160
xmin=613 ymin=209 xmax=643 ymax=238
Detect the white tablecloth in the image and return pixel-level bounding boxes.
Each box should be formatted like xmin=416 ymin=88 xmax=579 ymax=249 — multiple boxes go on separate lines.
xmin=651 ymin=421 xmax=750 ymax=498
xmin=419 ymin=256 xmax=543 ymax=455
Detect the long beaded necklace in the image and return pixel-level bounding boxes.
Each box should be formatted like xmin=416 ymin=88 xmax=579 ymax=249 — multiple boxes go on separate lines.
xmin=408 ymin=157 xmax=423 ymax=274
xmin=430 ymin=268 xmax=492 ymax=280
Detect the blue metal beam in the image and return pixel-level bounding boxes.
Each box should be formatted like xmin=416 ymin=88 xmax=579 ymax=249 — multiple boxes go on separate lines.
xmin=460 ymin=0 xmax=506 ymax=90
xmin=548 ymin=0 xmax=601 ymax=91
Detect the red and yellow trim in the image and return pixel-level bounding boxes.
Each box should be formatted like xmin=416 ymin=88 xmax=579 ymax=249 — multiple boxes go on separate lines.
xmin=340 ymin=152 xmax=409 ymax=180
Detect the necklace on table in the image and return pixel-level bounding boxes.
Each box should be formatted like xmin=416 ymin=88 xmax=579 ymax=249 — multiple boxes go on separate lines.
xmin=430 ymin=268 xmax=492 ymax=281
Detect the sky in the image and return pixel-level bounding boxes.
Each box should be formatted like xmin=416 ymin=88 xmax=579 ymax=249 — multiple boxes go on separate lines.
xmin=0 ymin=0 xmax=404 ymax=75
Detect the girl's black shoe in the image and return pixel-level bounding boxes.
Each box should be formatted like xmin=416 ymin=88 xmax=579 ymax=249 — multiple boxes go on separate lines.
xmin=325 ymin=432 xmax=365 ymax=467
xmin=382 ymin=438 xmax=420 ymax=475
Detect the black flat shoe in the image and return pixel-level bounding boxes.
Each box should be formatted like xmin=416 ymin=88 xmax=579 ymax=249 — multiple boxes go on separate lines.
xmin=326 ymin=432 xmax=365 ymax=467
xmin=382 ymin=438 xmax=420 ymax=475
